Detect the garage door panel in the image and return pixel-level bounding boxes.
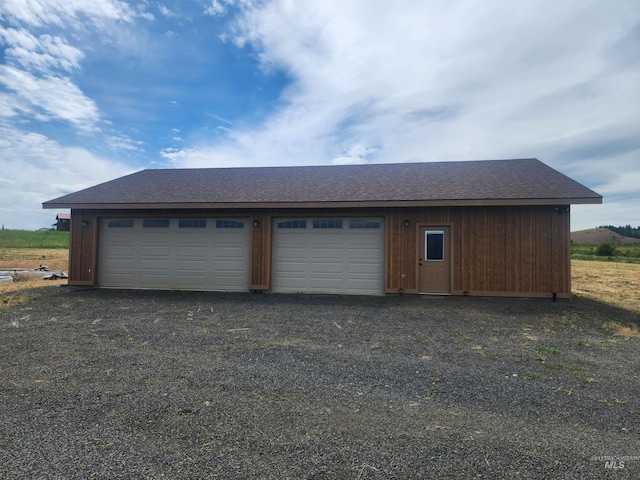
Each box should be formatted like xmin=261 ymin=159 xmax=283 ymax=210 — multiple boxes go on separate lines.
xmin=214 ymin=246 xmax=246 ymax=258
xmin=99 ymin=218 xmax=248 ymax=291
xmin=177 ymin=232 xmax=207 ymax=241
xmin=346 ymin=249 xmax=380 ymax=260
xmin=347 ymin=233 xmax=379 ymax=243
xmin=175 ymin=276 xmax=207 ymax=288
xmin=310 ymin=261 xmax=344 ymax=273
xmin=275 ymin=276 xmax=307 ymax=289
xmin=310 ymin=279 xmax=344 ymax=290
xmin=140 ymin=237 xmax=170 ymax=246
xmin=176 ymin=260 xmax=206 ymax=271
xmin=140 ymin=274 xmax=170 ymax=286
xmin=311 ymin=252 xmax=344 ymax=262
xmin=276 ymin=247 xmax=306 ymax=258
xmin=141 ymin=246 xmax=171 ymax=256
xmin=212 ymin=276 xmax=246 ymax=288
xmin=213 ymin=259 xmax=245 ymax=271
xmin=311 ymin=233 xmax=343 ymax=243
xmin=347 ymin=262 xmax=382 ymax=274
xmin=105 ymin=260 xmax=134 ymax=270
xmin=275 ymin=261 xmax=308 ymax=274
xmin=140 ymin=257 xmax=170 ymax=268
xmin=105 ymin=245 xmax=135 ymax=256
xmin=346 ymin=278 xmax=381 ymax=292
xmin=176 ymin=245 xmax=207 ymax=256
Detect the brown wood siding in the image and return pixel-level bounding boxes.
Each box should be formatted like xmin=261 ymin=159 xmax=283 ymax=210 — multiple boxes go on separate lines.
xmin=386 ymin=205 xmax=570 ymax=297
xmin=68 ymin=205 xmax=571 ymax=297
xmin=249 ymin=211 xmax=270 ymax=290
xmin=505 ymin=207 xmax=521 ymax=292
xmin=68 ymin=209 xmax=97 ymax=285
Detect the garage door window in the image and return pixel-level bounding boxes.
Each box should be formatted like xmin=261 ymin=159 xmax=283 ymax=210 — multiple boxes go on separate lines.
xmin=277 ymin=220 xmax=306 ymax=229
xmin=108 ymin=219 xmax=134 ymax=228
xmin=143 ymin=219 xmax=170 ymax=228
xmin=313 ymin=219 xmax=342 ymax=229
xmin=179 ymin=219 xmax=206 ymax=228
xmin=216 ymin=220 xmax=244 ymax=229
xmin=349 ymin=220 xmax=381 ymax=229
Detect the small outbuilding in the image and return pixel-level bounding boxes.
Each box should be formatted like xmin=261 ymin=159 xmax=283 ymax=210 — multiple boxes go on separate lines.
xmin=55 ymin=213 xmax=71 ymax=231
xmin=43 ymin=159 xmax=601 ymax=298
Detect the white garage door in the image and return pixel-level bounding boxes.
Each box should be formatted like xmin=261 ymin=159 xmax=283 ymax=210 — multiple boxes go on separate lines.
xmin=99 ymin=218 xmax=249 ymax=291
xmin=272 ymin=218 xmax=384 ymax=295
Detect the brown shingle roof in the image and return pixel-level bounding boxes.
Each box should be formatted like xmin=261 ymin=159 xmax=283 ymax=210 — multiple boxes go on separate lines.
xmin=43 ymin=158 xmax=602 ymax=209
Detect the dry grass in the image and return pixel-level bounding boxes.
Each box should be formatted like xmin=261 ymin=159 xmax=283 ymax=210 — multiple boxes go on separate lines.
xmin=572 ymin=259 xmax=640 ymax=314
xmin=0 ymin=248 xmax=69 ymax=297
xmin=1 ymin=251 xmax=639 ymax=316
xmin=0 ymin=248 xmax=68 ymax=270
xmin=602 ymin=322 xmax=640 ymax=337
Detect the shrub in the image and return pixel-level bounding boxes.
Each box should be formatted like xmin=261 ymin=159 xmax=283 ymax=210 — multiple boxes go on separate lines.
xmin=595 ymin=243 xmax=617 ymax=257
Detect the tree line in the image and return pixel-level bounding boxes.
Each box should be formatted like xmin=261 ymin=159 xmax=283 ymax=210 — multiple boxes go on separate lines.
xmin=600 ymin=225 xmax=640 ymax=239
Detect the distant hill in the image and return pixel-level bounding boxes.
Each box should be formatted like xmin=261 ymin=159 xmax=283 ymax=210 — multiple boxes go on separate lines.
xmin=571 ymin=228 xmax=640 ymax=244
xmin=599 ymin=224 xmax=640 ymax=239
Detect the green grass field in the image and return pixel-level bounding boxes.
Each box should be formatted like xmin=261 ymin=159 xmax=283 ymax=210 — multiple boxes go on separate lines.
xmin=2 ymin=229 xmax=638 ymax=263
xmin=0 ymin=230 xmax=69 ymax=249
xmin=571 ymin=242 xmax=640 ymax=264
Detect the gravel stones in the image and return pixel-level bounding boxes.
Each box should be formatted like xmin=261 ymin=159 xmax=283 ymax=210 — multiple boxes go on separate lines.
xmin=1 ymin=288 xmax=639 ymax=479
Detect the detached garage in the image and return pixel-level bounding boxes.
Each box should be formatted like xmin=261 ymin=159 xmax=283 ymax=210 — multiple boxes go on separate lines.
xmin=43 ymin=159 xmax=602 ymax=298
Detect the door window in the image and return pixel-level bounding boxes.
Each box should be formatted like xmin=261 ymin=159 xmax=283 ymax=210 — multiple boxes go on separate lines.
xmin=425 ymin=231 xmax=444 ymax=261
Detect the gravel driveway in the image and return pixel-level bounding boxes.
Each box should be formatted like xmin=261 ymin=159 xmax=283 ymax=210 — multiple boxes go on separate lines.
xmin=1 ymin=287 xmax=639 ymax=479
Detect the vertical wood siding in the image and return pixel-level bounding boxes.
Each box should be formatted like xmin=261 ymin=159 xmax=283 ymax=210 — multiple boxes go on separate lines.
xmin=68 ymin=205 xmax=571 ymax=297
xmin=386 ymin=205 xmax=570 ymax=296
xmin=249 ymin=211 xmax=271 ymax=290
xmin=68 ymin=209 xmax=97 ymax=285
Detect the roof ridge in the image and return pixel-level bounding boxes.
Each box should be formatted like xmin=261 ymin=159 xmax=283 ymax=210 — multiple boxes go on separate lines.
xmin=140 ymin=158 xmax=541 ymax=173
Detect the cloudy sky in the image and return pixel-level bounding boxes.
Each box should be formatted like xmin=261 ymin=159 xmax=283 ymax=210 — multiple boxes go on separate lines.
xmin=1 ymin=0 xmax=638 ymax=231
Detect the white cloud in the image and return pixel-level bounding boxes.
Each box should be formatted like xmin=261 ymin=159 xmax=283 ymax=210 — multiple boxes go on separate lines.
xmin=0 ymin=0 xmax=153 ymax=131
xmin=106 ymin=133 xmax=145 ymax=152
xmin=0 ymin=66 xmax=100 ymax=129
xmin=0 ymin=0 xmax=142 ymax=28
xmin=0 ymin=126 xmax=134 ymax=229
xmin=332 ymin=144 xmax=377 ymax=165
xmin=195 ymin=0 xmax=637 ymax=166
xmin=205 ymin=0 xmax=255 ymax=17
xmin=205 ymin=1 xmax=226 ymax=16
xmin=167 ymin=0 xmax=639 ymax=230
xmin=158 ymin=4 xmax=176 ymax=18
xmin=0 ymin=27 xmax=85 ymax=72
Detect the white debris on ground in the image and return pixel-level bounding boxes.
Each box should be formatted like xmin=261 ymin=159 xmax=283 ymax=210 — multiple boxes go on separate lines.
xmin=0 ymin=265 xmax=68 ymax=282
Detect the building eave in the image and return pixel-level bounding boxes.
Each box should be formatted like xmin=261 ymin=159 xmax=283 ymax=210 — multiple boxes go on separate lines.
xmin=42 ymin=196 xmax=603 ymax=211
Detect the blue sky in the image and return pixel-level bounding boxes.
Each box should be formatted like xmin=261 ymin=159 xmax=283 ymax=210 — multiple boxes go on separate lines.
xmin=1 ymin=0 xmax=638 ymax=231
